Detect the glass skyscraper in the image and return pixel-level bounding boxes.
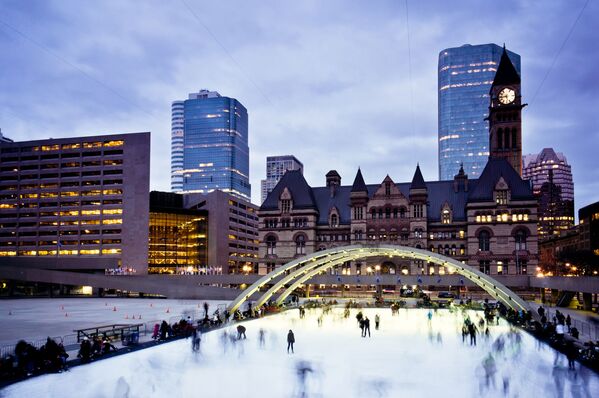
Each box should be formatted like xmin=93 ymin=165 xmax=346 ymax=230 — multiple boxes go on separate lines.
xmin=438 ymin=44 xmax=521 ymax=180
xmin=171 ymin=90 xmax=251 ymax=201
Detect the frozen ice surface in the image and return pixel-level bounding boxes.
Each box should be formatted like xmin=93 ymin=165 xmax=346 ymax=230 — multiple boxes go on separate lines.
xmin=3 ymin=308 xmax=598 ymax=398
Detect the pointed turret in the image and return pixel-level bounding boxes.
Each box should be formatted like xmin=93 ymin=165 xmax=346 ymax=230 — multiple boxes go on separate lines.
xmin=492 ymin=46 xmax=520 ymax=86
xmin=351 ymin=168 xmax=368 ymax=193
xmin=410 ymin=164 xmax=426 ymax=190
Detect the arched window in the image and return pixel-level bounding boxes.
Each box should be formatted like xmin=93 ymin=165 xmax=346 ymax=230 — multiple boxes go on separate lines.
xmin=295 ymin=235 xmax=306 ymax=255
xmin=378 ymin=209 xmax=383 ymax=219
xmin=429 ymin=245 xmax=435 ymax=253
xmin=354 ymin=230 xmax=363 ymax=241
xmin=504 ymin=129 xmax=510 ymax=148
xmin=371 ymin=208 xmax=376 ymax=220
xmin=478 ymin=230 xmax=490 ymax=251
xmin=497 ymin=128 xmax=503 ymax=148
xmin=393 ymin=208 xmax=398 ymax=218
xmin=511 ymin=128 xmax=517 ymax=148
xmin=266 ymin=235 xmax=277 ymax=255
xmin=451 ymin=245 xmax=457 ymax=256
xmin=330 ymin=214 xmax=338 ymax=227
xmin=515 ymin=229 xmax=527 ymax=250
xmin=399 ymin=207 xmax=406 ymax=218
xmin=385 ymin=208 xmax=391 ymax=219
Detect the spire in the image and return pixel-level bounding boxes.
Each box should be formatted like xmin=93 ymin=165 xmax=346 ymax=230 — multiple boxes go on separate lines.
xmin=351 ymin=168 xmax=368 ymax=192
xmin=410 ymin=164 xmax=426 ymax=190
xmin=492 ymin=47 xmax=520 ymax=86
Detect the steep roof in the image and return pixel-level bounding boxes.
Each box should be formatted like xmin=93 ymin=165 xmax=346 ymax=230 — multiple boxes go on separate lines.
xmin=468 ymin=158 xmax=533 ymax=201
xmin=350 ymin=168 xmax=368 ymax=192
xmin=260 ymin=170 xmax=317 ymax=210
xmin=492 ymin=47 xmax=521 ymax=86
xmin=410 ymin=164 xmax=427 ymax=190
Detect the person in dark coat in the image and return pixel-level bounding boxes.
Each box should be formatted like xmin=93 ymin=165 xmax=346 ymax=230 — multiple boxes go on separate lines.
xmin=237 ymin=325 xmax=247 ymax=339
xmin=364 ymin=317 xmax=371 ymax=337
xmin=287 ymin=330 xmax=295 ymax=353
xmin=78 ymin=337 xmax=92 ymax=363
xmin=160 ymin=320 xmax=169 ymax=340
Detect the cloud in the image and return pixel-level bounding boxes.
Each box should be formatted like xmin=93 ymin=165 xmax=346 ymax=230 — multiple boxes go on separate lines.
xmin=0 ymin=0 xmax=597 ymax=214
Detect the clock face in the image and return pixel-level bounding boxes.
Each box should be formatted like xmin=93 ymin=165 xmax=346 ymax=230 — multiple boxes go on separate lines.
xmin=498 ymin=88 xmax=516 ymax=104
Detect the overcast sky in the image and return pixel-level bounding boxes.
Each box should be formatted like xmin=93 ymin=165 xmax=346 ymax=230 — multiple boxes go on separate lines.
xmin=1 ymin=0 xmax=597 ymax=213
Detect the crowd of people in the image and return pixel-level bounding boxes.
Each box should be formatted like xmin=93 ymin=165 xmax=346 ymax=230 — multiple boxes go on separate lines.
xmin=0 ymin=337 xmax=69 ymax=380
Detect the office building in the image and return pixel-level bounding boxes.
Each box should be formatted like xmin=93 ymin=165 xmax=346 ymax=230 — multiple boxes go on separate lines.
xmin=260 ymin=155 xmax=304 ymax=204
xmin=148 ymin=191 xmax=208 ymax=275
xmin=170 ymin=90 xmax=251 ymax=201
xmin=523 ymin=148 xmax=574 ymax=238
xmin=438 ymin=43 xmax=521 ymax=180
xmin=0 ymin=132 xmax=150 ymax=273
xmin=183 ymin=190 xmax=259 ymax=274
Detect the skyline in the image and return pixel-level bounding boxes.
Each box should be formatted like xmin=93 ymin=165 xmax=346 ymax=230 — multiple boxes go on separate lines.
xmin=1 ymin=0 xmax=597 ymax=214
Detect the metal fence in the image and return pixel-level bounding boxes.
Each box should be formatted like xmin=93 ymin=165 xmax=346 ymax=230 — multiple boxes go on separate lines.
xmin=543 ymin=308 xmax=599 ymax=342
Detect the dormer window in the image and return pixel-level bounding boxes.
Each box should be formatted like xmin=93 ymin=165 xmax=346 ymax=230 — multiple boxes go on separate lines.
xmin=496 ymin=190 xmax=508 ymax=205
xmin=330 ymin=214 xmax=338 ymax=227
xmin=281 ymin=199 xmax=291 ymax=213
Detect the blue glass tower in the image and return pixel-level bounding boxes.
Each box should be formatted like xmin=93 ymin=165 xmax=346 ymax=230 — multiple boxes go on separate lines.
xmin=171 ymin=90 xmax=251 ymax=201
xmin=438 ymin=44 xmax=520 ymax=180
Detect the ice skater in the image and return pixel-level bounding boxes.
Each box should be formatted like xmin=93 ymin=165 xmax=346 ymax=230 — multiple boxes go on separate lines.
xmin=237 ymin=325 xmax=247 ymax=340
xmin=468 ymin=322 xmax=478 ymax=346
xmin=192 ymin=328 xmax=202 ymax=352
xmin=259 ymin=328 xmax=266 ymax=348
xmin=364 ymin=317 xmax=371 ymax=337
xmin=375 ymin=314 xmax=380 ymax=330
xmin=295 ymin=360 xmax=313 ymax=398
xmin=287 ymin=329 xmax=295 ymax=354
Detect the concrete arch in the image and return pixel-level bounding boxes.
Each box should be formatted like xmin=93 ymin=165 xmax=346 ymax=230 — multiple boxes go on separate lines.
xmin=227 ymin=244 xmax=531 ymax=314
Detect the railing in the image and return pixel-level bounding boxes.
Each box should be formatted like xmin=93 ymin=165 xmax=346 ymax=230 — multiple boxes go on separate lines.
xmin=75 ymin=324 xmax=143 ymax=343
xmin=543 ymin=308 xmax=599 ymax=341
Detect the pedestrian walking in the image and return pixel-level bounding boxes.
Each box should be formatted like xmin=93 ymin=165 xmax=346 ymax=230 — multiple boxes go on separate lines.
xmin=287 ymin=329 xmax=295 ymax=354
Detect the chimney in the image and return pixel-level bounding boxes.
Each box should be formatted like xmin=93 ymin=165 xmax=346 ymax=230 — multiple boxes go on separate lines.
xmin=326 ymin=170 xmax=341 ymax=197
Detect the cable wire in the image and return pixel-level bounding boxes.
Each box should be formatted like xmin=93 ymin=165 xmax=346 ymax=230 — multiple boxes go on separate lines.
xmin=0 ymin=19 xmax=156 ymax=119
xmin=529 ymin=0 xmax=590 ymax=106
xmin=180 ymin=0 xmax=274 ymax=106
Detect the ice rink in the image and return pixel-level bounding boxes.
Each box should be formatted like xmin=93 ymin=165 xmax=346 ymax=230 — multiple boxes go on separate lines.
xmin=3 ymin=307 xmax=598 ymax=398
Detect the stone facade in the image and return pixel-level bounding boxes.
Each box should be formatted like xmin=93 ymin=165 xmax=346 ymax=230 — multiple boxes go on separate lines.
xmin=258 ymin=161 xmax=538 ymax=278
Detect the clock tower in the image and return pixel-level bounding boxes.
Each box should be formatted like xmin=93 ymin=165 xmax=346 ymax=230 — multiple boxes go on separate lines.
xmin=488 ymin=46 xmax=526 ymax=175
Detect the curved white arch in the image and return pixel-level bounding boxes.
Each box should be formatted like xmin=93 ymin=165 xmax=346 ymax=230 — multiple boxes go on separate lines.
xmin=228 ymin=244 xmax=530 ymax=314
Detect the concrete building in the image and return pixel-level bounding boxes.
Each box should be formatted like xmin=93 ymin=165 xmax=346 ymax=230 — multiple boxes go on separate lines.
xmin=523 ymin=148 xmax=574 ymax=239
xmin=183 ymin=190 xmax=259 ymax=274
xmin=0 ymin=132 xmax=150 ymax=274
xmin=170 ymin=90 xmax=251 ymax=201
xmin=260 ymin=155 xmax=304 ymax=204
xmin=438 ymin=44 xmax=521 ymax=180
xmin=579 ymin=202 xmax=599 ymax=259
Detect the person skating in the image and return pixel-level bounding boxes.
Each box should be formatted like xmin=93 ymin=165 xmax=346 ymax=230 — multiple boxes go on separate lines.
xmin=364 ymin=317 xmax=371 ymax=337
xmin=375 ymin=314 xmax=380 ymax=330
xmin=468 ymin=322 xmax=478 ymax=346
xmin=359 ymin=318 xmax=366 ymax=337
xmin=237 ymin=325 xmax=247 ymax=340
xmin=192 ymin=328 xmax=202 ymax=352
xmin=287 ymin=330 xmax=295 ymax=353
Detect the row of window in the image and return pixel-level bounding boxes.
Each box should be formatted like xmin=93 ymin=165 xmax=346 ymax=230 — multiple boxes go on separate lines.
xmin=475 ymin=212 xmax=529 ymax=223
xmin=0 ymin=168 xmax=123 ymax=182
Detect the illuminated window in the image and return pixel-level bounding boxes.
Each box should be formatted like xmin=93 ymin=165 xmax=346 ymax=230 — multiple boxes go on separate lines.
xmin=102 ymin=209 xmax=122 ymax=215
xmin=102 ymin=219 xmax=122 ymax=225
xmin=61 ymin=143 xmax=81 ymax=150
xmin=330 ymin=214 xmax=338 ymax=227
xmin=81 ymin=210 xmax=101 ymax=215
xmin=442 ymin=209 xmax=451 ymax=224
xmin=103 ymin=140 xmax=124 ymax=147
xmin=83 ymin=142 xmax=102 ymax=148
xmin=496 ymin=190 xmax=508 ymax=205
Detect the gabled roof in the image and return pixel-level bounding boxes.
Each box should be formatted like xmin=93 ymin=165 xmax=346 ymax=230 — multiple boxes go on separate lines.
xmin=350 ymin=168 xmax=368 ymax=192
xmin=492 ymin=47 xmax=521 ymax=86
xmin=260 ymin=170 xmax=317 ymax=210
xmin=468 ymin=158 xmax=533 ymax=201
xmin=410 ymin=164 xmax=427 ymax=190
